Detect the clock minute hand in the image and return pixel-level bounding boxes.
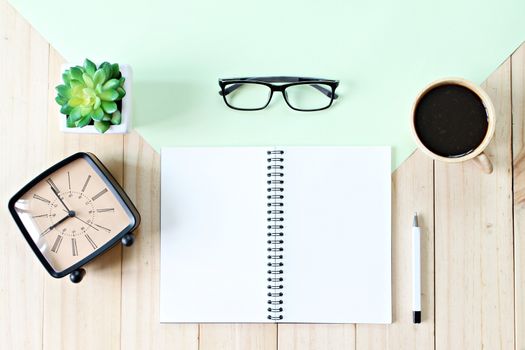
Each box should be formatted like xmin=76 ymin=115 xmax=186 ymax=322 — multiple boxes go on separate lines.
xmin=60 ymin=209 xmax=99 ymax=232
xmin=50 ymin=186 xmax=71 ymax=212
xmin=72 ymin=215 xmax=99 ymax=232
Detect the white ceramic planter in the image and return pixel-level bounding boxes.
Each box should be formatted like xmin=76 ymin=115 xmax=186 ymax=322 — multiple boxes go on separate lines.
xmin=59 ymin=63 xmax=132 ymax=134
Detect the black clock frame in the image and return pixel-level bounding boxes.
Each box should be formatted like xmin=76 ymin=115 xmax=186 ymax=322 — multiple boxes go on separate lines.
xmin=8 ymin=152 xmax=141 ymax=282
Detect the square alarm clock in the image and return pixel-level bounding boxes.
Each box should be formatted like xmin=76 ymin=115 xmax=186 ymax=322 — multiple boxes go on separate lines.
xmin=8 ymin=152 xmax=140 ymax=283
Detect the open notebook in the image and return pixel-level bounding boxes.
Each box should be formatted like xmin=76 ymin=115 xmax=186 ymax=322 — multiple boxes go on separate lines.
xmin=160 ymin=147 xmax=391 ymax=323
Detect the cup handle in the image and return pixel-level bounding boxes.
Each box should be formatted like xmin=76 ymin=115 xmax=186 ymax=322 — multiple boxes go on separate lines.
xmin=472 ymin=152 xmax=493 ymax=174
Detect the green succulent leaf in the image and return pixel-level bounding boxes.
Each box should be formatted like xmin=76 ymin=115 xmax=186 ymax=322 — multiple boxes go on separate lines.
xmin=101 ymin=101 xmax=117 ymax=114
xmin=66 ymin=116 xmax=76 ymax=128
xmin=103 ymin=79 xmax=119 ymax=90
xmin=110 ymin=110 xmax=122 ymax=125
xmin=83 ymin=59 xmax=96 ymax=76
xmin=69 ymin=106 xmax=83 ymax=122
xmin=55 ymin=95 xmax=68 ymax=106
xmin=80 ymin=106 xmax=92 ymax=117
xmin=102 ymin=114 xmax=111 ymax=122
xmin=75 ymin=114 xmax=92 ymax=128
xmin=99 ymin=62 xmax=112 ymax=78
xmin=119 ymin=77 xmax=125 ymax=87
xmin=83 ymin=88 xmax=96 ymax=99
xmin=94 ymin=96 xmax=101 ymax=110
xmin=94 ymin=120 xmax=111 ymax=133
xmin=117 ymin=87 xmax=126 ymax=99
xmin=68 ymin=97 xmax=84 ymax=107
xmin=93 ymin=69 xmax=107 ymax=86
xmin=92 ymin=107 xmax=104 ymax=121
xmin=60 ymin=103 xmax=73 ymax=115
xmin=99 ymin=89 xmax=118 ymax=102
xmin=103 ymin=66 xmax=112 ymax=80
xmin=56 ymin=84 xmax=70 ymax=98
xmin=62 ymin=70 xmax=71 ymax=84
xmin=70 ymin=66 xmax=83 ymax=81
xmin=82 ymin=73 xmax=94 ymax=88
xmin=110 ymin=63 xmax=120 ymax=78
xmin=70 ymin=79 xmax=84 ymax=89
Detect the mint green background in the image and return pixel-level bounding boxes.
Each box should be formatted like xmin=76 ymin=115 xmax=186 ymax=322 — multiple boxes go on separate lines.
xmin=9 ymin=0 xmax=525 ymax=169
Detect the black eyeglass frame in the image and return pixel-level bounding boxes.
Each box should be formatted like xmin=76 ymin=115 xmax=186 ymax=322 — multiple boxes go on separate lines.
xmin=218 ymin=76 xmax=340 ymax=111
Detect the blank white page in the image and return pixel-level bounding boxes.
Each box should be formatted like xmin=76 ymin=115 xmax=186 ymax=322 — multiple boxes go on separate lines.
xmin=283 ymin=147 xmax=391 ymax=323
xmin=160 ymin=147 xmax=269 ymax=323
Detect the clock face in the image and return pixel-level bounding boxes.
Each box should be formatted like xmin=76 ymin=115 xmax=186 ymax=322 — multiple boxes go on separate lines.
xmin=10 ymin=155 xmax=135 ymax=274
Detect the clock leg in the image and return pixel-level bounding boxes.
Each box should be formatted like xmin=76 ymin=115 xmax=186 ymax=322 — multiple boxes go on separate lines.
xmin=69 ymin=268 xmax=86 ymax=283
xmin=121 ymin=233 xmax=135 ymax=247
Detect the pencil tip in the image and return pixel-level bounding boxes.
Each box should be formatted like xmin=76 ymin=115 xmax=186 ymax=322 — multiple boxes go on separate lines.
xmin=413 ymin=212 xmax=418 ymax=226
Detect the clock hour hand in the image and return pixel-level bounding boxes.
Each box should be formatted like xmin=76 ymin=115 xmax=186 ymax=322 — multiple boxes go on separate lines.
xmin=40 ymin=210 xmax=75 ymax=236
xmin=50 ymin=185 xmax=72 ymax=213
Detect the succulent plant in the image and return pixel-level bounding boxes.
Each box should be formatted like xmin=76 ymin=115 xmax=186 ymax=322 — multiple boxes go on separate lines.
xmin=55 ymin=59 xmax=126 ymax=133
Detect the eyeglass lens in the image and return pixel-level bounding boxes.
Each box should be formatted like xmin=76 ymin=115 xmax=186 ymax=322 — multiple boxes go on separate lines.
xmin=224 ymin=83 xmax=271 ymax=110
xmin=284 ymin=84 xmax=333 ymax=110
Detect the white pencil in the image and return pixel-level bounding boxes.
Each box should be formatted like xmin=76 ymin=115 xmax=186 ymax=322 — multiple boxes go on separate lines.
xmin=412 ymin=212 xmax=421 ymax=324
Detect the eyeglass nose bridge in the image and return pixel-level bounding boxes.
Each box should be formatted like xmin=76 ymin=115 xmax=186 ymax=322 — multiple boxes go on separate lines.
xmin=267 ymin=86 xmax=289 ymax=104
xmin=273 ymin=86 xmax=289 ymax=103
xmin=262 ymin=87 xmax=289 ymax=109
xmin=272 ymin=85 xmax=287 ymax=92
xmin=263 ymin=89 xmax=284 ymax=109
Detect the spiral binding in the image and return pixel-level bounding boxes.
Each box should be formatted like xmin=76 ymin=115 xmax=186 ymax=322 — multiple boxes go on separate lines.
xmin=266 ymin=150 xmax=284 ymax=321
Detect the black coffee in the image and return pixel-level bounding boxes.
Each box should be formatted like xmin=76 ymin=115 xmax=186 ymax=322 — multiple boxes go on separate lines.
xmin=414 ymin=84 xmax=488 ymax=158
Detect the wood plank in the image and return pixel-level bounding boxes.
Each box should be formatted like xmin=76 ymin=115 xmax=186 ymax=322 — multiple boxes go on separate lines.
xmin=120 ymin=132 xmax=199 ymax=349
xmin=0 ymin=1 xmax=49 ymax=348
xmin=279 ymin=324 xmax=355 ymax=350
xmin=355 ymin=150 xmax=434 ymax=349
xmin=512 ymin=41 xmax=525 ymax=350
xmin=199 ymin=324 xmax=277 ymax=350
xmin=42 ymin=47 xmax=124 ymax=350
xmin=434 ymin=58 xmax=514 ymax=349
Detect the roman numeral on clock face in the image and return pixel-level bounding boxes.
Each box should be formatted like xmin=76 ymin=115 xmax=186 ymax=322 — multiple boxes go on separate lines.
xmin=46 ymin=178 xmax=60 ymax=193
xmin=85 ymin=234 xmax=97 ymax=249
xmin=51 ymin=235 xmax=63 ymax=253
xmin=91 ymin=188 xmax=108 ymax=201
xmin=72 ymin=238 xmax=78 ymax=256
xmin=33 ymin=194 xmax=50 ymax=204
xmin=81 ymin=175 xmax=91 ymax=193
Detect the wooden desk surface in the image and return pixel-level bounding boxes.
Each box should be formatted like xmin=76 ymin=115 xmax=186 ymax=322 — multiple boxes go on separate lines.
xmin=1 ymin=1 xmax=524 ymax=349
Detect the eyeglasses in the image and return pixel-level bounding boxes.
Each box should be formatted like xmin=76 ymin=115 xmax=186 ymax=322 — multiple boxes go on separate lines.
xmin=218 ymin=76 xmax=339 ymax=111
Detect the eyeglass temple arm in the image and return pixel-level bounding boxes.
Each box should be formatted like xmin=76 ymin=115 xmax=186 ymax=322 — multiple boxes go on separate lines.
xmin=310 ymin=84 xmax=339 ymax=99
xmin=219 ymin=77 xmax=339 ymax=99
